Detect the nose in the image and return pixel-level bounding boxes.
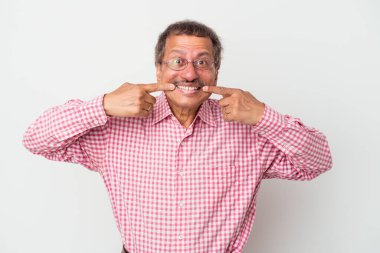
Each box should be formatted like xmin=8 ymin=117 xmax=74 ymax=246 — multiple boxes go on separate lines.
xmin=180 ymin=62 xmax=200 ymax=81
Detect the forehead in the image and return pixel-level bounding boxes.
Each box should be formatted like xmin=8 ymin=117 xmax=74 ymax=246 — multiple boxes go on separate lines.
xmin=164 ymin=35 xmax=213 ymax=57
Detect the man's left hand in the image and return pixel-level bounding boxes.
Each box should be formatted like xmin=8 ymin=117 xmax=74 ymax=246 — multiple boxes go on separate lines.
xmin=202 ymin=86 xmax=265 ymax=125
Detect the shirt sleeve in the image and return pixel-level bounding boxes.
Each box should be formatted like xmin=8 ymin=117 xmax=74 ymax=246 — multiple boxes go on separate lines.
xmin=22 ymin=95 xmax=109 ymax=172
xmin=252 ymin=105 xmax=333 ymax=181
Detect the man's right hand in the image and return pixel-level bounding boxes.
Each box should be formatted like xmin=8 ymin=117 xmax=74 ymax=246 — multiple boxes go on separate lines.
xmin=103 ymin=82 xmax=175 ymax=117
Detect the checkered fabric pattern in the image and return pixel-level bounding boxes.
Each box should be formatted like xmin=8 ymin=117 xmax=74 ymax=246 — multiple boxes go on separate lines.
xmin=23 ymin=93 xmax=332 ymax=253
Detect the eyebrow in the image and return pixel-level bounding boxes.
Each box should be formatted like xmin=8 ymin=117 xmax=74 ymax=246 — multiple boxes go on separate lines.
xmin=168 ymin=49 xmax=212 ymax=58
xmin=196 ymin=52 xmax=212 ymax=58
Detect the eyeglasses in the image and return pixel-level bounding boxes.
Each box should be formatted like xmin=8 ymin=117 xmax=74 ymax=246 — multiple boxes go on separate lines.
xmin=161 ymin=57 xmax=215 ymax=71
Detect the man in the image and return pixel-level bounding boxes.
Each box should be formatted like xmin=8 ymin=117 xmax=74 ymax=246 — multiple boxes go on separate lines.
xmin=23 ymin=20 xmax=332 ymax=253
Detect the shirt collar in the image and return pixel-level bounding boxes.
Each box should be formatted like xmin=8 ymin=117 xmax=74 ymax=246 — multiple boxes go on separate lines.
xmin=150 ymin=93 xmax=173 ymax=125
xmin=150 ymin=92 xmax=216 ymax=127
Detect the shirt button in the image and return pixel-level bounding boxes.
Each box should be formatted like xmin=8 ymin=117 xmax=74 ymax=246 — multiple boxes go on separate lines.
xmin=179 ymin=170 xmax=184 ymax=177
xmin=178 ymin=234 xmax=183 ymax=240
xmin=179 ymin=200 xmax=184 ymax=207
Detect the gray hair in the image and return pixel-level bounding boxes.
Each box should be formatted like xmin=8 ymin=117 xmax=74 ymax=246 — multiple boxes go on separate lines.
xmin=155 ymin=20 xmax=223 ymax=70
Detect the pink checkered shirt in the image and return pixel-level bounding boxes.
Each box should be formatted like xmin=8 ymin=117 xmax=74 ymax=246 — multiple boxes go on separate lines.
xmin=23 ymin=93 xmax=332 ymax=253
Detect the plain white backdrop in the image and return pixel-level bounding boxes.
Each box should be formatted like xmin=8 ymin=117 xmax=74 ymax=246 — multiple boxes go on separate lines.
xmin=1 ymin=0 xmax=379 ymax=252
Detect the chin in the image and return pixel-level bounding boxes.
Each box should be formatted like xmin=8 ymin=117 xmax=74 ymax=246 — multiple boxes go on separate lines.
xmin=172 ymin=98 xmax=203 ymax=109
xmin=165 ymin=91 xmax=210 ymax=110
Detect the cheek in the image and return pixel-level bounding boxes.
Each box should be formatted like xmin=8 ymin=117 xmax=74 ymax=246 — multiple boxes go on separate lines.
xmin=159 ymin=70 xmax=178 ymax=82
xmin=157 ymin=67 xmax=173 ymax=82
xmin=203 ymin=73 xmax=217 ymax=85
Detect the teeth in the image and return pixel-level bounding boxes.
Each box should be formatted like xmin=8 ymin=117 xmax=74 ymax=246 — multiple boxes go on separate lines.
xmin=177 ymin=86 xmax=199 ymax=91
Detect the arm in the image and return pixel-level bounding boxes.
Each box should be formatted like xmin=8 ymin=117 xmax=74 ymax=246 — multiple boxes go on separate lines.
xmin=22 ymin=82 xmax=175 ymax=172
xmin=254 ymin=105 xmax=332 ymax=180
xmin=202 ymin=85 xmax=332 ymax=181
xmin=22 ymin=95 xmax=109 ymax=172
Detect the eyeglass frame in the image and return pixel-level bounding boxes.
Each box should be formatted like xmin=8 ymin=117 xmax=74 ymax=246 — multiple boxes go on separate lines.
xmin=160 ymin=57 xmax=216 ymax=71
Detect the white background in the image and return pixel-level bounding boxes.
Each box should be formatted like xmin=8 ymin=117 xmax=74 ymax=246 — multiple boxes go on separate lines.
xmin=1 ymin=0 xmax=379 ymax=252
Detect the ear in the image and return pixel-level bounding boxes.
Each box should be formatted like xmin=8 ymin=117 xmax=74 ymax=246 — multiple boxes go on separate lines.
xmin=214 ymin=70 xmax=219 ymax=82
xmin=156 ymin=64 xmax=162 ymax=83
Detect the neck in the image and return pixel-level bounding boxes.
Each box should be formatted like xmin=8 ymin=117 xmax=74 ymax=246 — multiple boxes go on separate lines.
xmin=170 ymin=105 xmax=200 ymax=129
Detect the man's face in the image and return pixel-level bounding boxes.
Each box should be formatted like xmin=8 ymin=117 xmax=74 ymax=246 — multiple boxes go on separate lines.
xmin=156 ymin=35 xmax=218 ymax=111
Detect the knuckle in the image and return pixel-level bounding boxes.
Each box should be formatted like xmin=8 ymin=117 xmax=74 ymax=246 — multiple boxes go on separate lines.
xmin=122 ymin=82 xmax=133 ymax=87
xmin=134 ymin=100 xmax=142 ymax=106
xmin=233 ymin=90 xmax=243 ymax=97
xmin=147 ymin=95 xmax=156 ymax=104
xmin=136 ymin=91 xmax=145 ymax=99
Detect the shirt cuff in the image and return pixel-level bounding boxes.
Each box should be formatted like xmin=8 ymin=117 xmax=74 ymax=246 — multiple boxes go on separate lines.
xmin=252 ymin=105 xmax=288 ymax=140
xmin=78 ymin=94 xmax=109 ymax=128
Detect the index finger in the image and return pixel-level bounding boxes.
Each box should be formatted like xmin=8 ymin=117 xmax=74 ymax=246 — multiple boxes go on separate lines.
xmin=141 ymin=83 xmax=175 ymax=93
xmin=202 ymin=85 xmax=234 ymax=96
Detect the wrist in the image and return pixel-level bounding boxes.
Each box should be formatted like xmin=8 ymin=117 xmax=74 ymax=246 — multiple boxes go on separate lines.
xmin=253 ymin=102 xmax=265 ymax=126
xmin=102 ymin=93 xmax=112 ymax=116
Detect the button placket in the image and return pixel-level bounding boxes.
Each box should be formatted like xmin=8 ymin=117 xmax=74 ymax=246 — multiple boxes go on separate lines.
xmin=176 ymin=136 xmax=186 ymax=244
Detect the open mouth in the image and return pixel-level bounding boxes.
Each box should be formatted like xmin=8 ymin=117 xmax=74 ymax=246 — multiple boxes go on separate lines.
xmin=172 ymin=81 xmax=206 ymax=91
xmin=174 ymin=85 xmax=202 ymax=91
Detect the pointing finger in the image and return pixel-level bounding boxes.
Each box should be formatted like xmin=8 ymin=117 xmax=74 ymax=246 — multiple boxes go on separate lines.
xmin=202 ymin=85 xmax=234 ymax=96
xmin=144 ymin=94 xmax=156 ymax=105
xmin=141 ymin=83 xmax=175 ymax=93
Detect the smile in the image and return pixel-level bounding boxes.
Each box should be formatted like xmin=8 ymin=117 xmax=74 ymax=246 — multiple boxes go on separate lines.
xmin=175 ymin=85 xmax=201 ymax=91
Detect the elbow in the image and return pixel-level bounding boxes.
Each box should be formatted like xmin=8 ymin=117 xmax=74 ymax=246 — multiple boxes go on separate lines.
xmin=320 ymin=139 xmax=333 ymax=173
xmin=306 ymin=133 xmax=334 ymax=180
xmin=22 ymin=128 xmax=47 ymax=155
xmin=22 ymin=132 xmax=32 ymax=152
xmin=306 ymin=151 xmax=333 ymax=181
xmin=292 ymin=148 xmax=333 ymax=181
xmin=22 ymin=132 xmax=38 ymax=154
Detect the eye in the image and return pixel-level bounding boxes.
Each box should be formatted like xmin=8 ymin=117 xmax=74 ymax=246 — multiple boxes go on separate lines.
xmin=195 ymin=59 xmax=209 ymax=68
xmin=171 ymin=58 xmax=185 ymax=66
